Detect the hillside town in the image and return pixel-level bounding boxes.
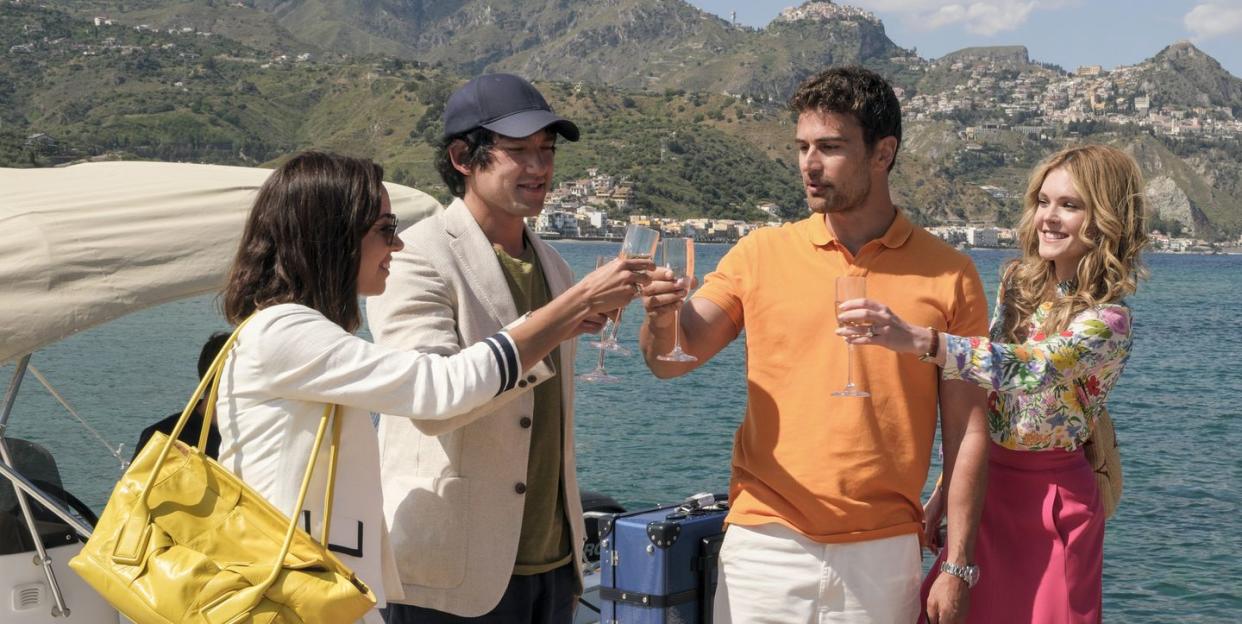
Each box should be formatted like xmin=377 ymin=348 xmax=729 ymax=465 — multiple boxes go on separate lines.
xmin=527 ymin=168 xmax=774 ymax=243
xmin=527 ymin=169 xmax=1229 ymax=253
xmin=902 ymin=44 xmax=1242 ymax=140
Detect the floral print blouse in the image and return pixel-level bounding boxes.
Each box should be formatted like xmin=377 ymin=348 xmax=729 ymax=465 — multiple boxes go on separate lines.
xmin=941 ymin=286 xmax=1133 ymax=451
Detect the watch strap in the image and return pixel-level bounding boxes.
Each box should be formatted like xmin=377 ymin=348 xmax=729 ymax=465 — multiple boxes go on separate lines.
xmin=940 ymin=560 xmax=980 ymax=588
xmin=918 ymin=327 xmax=940 ymax=363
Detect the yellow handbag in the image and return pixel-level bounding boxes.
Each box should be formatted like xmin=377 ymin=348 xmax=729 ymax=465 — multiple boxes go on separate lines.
xmin=1083 ymin=406 xmax=1124 ymax=519
xmin=69 ymin=319 xmax=377 ymax=623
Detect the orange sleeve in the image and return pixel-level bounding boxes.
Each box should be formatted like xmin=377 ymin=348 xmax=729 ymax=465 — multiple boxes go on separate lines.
xmin=948 ymin=257 xmax=990 ymax=337
xmin=692 ymin=234 xmax=753 ymax=333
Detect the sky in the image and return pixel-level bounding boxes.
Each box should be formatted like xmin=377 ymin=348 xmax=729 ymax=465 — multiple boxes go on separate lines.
xmin=684 ymin=0 xmax=1242 ymax=78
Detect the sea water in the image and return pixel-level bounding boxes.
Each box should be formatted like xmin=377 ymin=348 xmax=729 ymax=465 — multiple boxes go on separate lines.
xmin=2 ymin=243 xmax=1238 ymax=621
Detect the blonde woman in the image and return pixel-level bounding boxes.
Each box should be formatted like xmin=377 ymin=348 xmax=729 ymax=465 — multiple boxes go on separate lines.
xmin=837 ymin=144 xmax=1147 ymax=623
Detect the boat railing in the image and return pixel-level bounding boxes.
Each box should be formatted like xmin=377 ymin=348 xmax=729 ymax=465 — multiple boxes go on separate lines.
xmin=1 ymin=354 xmax=89 ymax=617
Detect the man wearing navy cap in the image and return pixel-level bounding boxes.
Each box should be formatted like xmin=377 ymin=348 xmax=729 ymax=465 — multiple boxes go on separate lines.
xmin=368 ymin=74 xmax=632 ymax=622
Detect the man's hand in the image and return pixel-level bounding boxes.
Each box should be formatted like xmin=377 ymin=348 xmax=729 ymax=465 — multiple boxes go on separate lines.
xmin=925 ymin=572 xmax=970 ymax=624
xmin=640 ymin=267 xmax=692 ymax=329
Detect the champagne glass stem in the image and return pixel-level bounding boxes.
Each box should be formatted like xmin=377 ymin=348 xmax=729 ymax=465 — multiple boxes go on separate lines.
xmin=672 ymin=309 xmax=683 ymax=353
xmin=845 ymin=343 xmax=856 ymax=390
xmin=608 ymin=308 xmax=625 ymax=342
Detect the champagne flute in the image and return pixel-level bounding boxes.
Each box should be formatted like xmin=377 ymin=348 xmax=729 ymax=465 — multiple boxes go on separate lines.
xmin=579 ymin=225 xmax=659 ymax=383
xmin=587 ymin=255 xmax=632 ymax=356
xmin=832 ymin=275 xmax=870 ymax=398
xmin=656 ymin=238 xmax=697 ymax=362
xmin=578 ymin=257 xmax=621 ymax=383
xmin=601 ymin=224 xmax=660 ymax=346
xmin=577 ymin=334 xmax=622 ymax=384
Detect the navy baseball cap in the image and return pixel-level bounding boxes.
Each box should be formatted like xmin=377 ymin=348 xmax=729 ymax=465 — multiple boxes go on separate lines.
xmin=442 ymin=74 xmax=580 ymax=142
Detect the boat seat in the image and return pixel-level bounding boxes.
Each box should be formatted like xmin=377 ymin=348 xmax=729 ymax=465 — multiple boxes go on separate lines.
xmin=0 ymin=438 xmax=88 ymax=555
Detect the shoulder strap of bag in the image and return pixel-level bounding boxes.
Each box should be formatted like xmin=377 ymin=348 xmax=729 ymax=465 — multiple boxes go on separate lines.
xmin=113 ymin=313 xmax=347 ymax=621
xmin=112 ymin=318 xmax=255 ymax=564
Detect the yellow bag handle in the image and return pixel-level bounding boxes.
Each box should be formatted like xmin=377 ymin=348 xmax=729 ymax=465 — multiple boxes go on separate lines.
xmin=113 ymin=315 xmax=346 ymax=622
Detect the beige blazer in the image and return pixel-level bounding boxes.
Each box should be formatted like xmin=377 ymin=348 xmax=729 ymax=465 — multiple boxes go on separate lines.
xmin=366 ymin=198 xmax=585 ymax=617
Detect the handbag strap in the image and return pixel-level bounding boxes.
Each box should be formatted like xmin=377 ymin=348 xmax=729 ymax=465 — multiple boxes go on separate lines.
xmin=200 ymin=400 xmax=340 ymax=624
xmin=198 ymin=315 xmax=344 ymax=538
xmin=113 ymin=313 xmax=349 ymax=620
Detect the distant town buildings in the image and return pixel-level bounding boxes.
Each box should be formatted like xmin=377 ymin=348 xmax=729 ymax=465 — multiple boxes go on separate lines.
xmin=925 ymin=225 xmax=1010 ymax=248
xmin=775 ymin=1 xmax=880 ymax=26
xmin=904 ymin=52 xmax=1242 ymax=140
xmin=525 ymin=169 xmax=779 ymax=243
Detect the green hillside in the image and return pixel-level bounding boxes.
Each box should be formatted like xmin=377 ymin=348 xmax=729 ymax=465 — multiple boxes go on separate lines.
xmin=6 ymin=1 xmax=1241 ymax=239
xmin=39 ymin=0 xmax=921 ymax=100
xmin=0 ymin=4 xmax=803 ymax=218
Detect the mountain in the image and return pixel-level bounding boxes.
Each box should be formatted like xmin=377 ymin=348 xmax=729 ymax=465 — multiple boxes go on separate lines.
xmin=1133 ymin=41 xmax=1242 ymax=112
xmin=40 ymin=0 xmax=921 ymax=101
xmin=6 ymin=1 xmax=1242 ymax=239
xmin=0 ymin=3 xmax=810 ymax=221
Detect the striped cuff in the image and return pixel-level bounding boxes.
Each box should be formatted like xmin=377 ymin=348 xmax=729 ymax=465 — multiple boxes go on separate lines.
xmin=482 ymin=331 xmax=521 ymax=396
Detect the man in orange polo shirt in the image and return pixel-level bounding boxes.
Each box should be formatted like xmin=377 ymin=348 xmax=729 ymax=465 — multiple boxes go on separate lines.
xmin=639 ymin=66 xmax=991 ymax=623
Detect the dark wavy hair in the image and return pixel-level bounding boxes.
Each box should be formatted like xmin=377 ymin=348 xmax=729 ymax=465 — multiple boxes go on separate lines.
xmin=223 ymin=151 xmax=385 ymax=332
xmin=788 ymin=66 xmax=902 ymax=172
xmin=435 ymin=127 xmax=498 ymax=198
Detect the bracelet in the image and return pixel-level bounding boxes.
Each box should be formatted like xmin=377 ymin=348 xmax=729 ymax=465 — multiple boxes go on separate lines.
xmin=918 ymin=327 xmax=939 ymax=363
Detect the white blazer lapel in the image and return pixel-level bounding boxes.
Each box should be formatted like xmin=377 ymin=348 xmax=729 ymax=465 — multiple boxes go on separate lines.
xmin=528 ymin=227 xmax=573 ymax=297
xmin=443 ymin=199 xmax=519 ymax=327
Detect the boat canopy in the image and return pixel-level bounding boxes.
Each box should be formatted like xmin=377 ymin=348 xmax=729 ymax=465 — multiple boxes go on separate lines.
xmin=0 ymin=161 xmax=441 ymax=364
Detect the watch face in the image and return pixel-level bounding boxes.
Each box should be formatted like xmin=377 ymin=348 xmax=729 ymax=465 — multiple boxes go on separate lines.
xmin=965 ymin=566 xmax=980 ymax=585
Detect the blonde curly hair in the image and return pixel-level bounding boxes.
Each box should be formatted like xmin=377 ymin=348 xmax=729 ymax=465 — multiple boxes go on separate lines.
xmin=1000 ymin=145 xmax=1149 ymax=342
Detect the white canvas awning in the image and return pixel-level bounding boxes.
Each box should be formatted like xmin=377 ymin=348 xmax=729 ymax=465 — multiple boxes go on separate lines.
xmin=0 ymin=161 xmax=442 ymax=364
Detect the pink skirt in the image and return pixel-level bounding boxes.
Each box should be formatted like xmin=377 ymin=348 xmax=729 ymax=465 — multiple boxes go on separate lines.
xmin=920 ymin=442 xmax=1104 ymax=624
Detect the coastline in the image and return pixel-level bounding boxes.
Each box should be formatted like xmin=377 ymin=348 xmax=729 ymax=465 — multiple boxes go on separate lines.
xmin=547 ymin=236 xmax=1238 ymax=254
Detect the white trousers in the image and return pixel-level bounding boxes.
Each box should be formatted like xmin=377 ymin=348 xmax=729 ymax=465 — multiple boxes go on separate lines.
xmin=712 ymin=523 xmax=921 ymax=624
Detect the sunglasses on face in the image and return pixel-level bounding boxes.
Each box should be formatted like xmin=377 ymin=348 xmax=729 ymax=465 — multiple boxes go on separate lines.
xmin=374 ymin=214 xmax=399 ymax=247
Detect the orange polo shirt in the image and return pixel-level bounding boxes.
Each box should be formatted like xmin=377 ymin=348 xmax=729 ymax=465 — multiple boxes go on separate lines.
xmin=695 ymin=211 xmax=988 ymax=543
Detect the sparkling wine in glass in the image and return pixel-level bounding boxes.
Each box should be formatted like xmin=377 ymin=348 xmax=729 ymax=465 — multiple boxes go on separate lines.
xmin=601 ymin=224 xmax=660 ymax=346
xmin=832 ymin=275 xmax=870 ymax=398
xmin=656 ymin=238 xmax=697 ymax=363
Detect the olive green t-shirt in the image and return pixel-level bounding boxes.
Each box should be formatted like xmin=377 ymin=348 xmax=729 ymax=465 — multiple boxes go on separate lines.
xmin=493 ymin=242 xmax=573 ymax=575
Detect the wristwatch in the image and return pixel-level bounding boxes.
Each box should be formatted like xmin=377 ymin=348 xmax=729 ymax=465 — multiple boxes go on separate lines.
xmin=940 ymin=561 xmax=980 ymax=588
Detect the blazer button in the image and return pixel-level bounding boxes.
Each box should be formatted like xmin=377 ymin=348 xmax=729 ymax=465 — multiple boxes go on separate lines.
xmin=518 ymin=380 xmax=528 ymax=388
xmin=526 ymin=374 xmax=537 ymax=383
xmin=515 ymin=482 xmax=527 ymax=495
xmin=519 ymin=416 xmax=532 ymax=429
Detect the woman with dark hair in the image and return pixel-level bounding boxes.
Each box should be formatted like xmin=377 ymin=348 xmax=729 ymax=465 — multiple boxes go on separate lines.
xmin=215 ymin=151 xmax=649 ymax=622
xmin=837 ymin=144 xmax=1148 ymax=623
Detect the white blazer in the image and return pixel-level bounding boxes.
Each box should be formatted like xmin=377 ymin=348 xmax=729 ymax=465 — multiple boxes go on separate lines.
xmin=215 ymin=303 xmax=521 ymax=620
xmin=366 ymin=199 xmax=585 ymax=617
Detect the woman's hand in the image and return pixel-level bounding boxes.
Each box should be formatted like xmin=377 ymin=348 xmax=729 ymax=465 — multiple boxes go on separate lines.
xmin=574 ymin=257 xmax=654 ymax=317
xmin=835 ymin=298 xmax=929 ymax=356
xmin=576 ymin=313 xmax=609 ymax=336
